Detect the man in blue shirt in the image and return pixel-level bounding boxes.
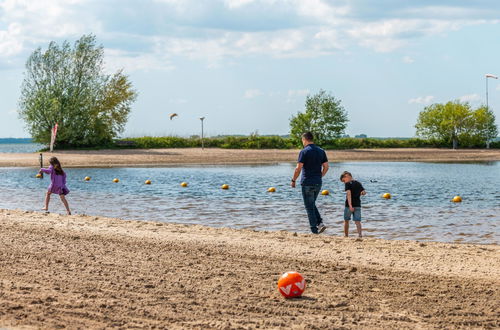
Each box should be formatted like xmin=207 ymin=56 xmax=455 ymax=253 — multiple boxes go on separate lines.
xmin=291 ymin=132 xmax=329 ymax=234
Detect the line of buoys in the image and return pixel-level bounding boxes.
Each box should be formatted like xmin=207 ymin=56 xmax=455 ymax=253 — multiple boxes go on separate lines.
xmin=35 ymin=175 xmax=465 ymax=202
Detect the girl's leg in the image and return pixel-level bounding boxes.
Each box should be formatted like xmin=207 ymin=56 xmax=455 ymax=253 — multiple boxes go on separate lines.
xmin=42 ymin=192 xmax=51 ymax=211
xmin=59 ymin=195 xmax=71 ymax=215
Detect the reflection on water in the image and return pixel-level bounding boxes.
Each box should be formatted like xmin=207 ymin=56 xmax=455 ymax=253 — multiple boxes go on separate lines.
xmin=0 ymin=162 xmax=498 ymax=244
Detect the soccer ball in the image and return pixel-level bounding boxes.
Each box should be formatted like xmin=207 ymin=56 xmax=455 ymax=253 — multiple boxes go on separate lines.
xmin=277 ymin=271 xmax=306 ymax=298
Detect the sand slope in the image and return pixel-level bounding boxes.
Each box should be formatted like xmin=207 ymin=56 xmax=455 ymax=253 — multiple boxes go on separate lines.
xmin=1 ymin=148 xmax=500 ymax=167
xmin=0 ymin=209 xmax=499 ymax=329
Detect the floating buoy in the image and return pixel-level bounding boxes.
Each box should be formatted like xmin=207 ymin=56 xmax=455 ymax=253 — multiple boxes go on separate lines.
xmin=268 ymin=187 xmax=276 ymax=193
xmin=36 ymin=173 xmax=42 ymax=178
xmin=113 ymin=178 xmax=119 ymax=183
xmin=277 ymin=271 xmax=306 ymax=299
xmin=84 ymin=176 xmax=91 ymax=181
xmin=145 ymin=180 xmax=152 ymax=185
xmin=382 ymin=193 xmax=391 ymax=199
xmin=321 ymin=189 xmax=330 ymax=196
xmin=180 ymin=182 xmax=188 ymax=187
xmin=221 ymin=184 xmax=230 ymax=190
xmin=452 ymin=196 xmax=462 ymax=203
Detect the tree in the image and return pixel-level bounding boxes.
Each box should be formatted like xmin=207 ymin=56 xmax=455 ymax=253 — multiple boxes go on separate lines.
xmin=415 ymin=101 xmax=498 ymax=148
xmin=18 ymin=34 xmax=137 ymax=147
xmin=473 ymin=107 xmax=498 ymax=148
xmin=289 ymin=90 xmax=348 ymax=146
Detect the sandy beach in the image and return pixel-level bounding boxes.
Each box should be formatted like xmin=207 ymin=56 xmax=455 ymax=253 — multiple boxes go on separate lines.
xmin=1 ymin=148 xmax=500 ymax=167
xmin=0 ymin=209 xmax=498 ymax=329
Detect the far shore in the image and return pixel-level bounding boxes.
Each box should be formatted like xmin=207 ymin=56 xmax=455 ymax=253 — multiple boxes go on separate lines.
xmin=1 ymin=148 xmax=500 ymax=167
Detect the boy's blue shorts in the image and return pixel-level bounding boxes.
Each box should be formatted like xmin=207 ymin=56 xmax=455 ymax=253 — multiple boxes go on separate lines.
xmin=344 ymin=207 xmax=361 ymax=221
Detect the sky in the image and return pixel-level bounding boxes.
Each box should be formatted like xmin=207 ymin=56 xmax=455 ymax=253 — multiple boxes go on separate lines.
xmin=1 ymin=0 xmax=500 ymax=138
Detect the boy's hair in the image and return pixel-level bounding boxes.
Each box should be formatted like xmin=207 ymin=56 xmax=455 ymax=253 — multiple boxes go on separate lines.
xmin=340 ymin=171 xmax=352 ymax=181
xmin=302 ymin=132 xmax=314 ymax=141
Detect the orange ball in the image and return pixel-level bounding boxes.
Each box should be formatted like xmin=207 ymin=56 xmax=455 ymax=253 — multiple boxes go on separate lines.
xmin=277 ymin=271 xmax=306 ymax=298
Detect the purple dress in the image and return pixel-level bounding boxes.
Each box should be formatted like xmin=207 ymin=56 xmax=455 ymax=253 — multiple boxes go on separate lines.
xmin=40 ymin=165 xmax=70 ymax=195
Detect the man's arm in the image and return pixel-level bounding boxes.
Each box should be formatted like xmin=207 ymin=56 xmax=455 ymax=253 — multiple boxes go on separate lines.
xmin=291 ymin=163 xmax=303 ymax=188
xmin=361 ymin=190 xmax=366 ymax=195
xmin=321 ymin=162 xmax=329 ymax=177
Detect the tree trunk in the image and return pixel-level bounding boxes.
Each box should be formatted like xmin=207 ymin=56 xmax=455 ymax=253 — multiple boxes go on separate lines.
xmin=452 ymin=138 xmax=458 ymax=149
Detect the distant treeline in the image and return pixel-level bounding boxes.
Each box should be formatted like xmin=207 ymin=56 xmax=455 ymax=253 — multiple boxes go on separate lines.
xmin=116 ymin=136 xmax=500 ymax=150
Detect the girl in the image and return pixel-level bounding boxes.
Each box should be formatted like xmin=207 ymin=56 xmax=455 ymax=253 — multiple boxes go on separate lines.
xmin=39 ymin=157 xmax=71 ymax=215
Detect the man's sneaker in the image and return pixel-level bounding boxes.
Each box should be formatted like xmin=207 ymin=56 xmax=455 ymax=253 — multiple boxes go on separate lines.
xmin=317 ymin=223 xmax=327 ymax=234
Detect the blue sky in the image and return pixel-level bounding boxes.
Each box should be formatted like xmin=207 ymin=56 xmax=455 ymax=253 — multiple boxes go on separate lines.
xmin=1 ymin=0 xmax=499 ymax=138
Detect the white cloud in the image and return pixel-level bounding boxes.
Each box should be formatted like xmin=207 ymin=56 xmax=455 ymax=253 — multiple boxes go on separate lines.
xmin=0 ymin=0 xmax=499 ymax=70
xmin=403 ymin=56 xmax=414 ymax=63
xmin=0 ymin=0 xmax=100 ymax=62
xmin=244 ymin=89 xmax=263 ymax=98
xmin=0 ymin=23 xmax=23 ymax=57
xmin=287 ymin=89 xmax=309 ymax=102
xmin=104 ymin=48 xmax=174 ymax=73
xmin=224 ymin=0 xmax=256 ymax=9
xmin=408 ymin=95 xmax=434 ymax=104
xmin=458 ymin=93 xmax=481 ymax=103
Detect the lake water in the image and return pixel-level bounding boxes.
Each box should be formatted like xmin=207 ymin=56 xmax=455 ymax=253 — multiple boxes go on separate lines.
xmin=0 ymin=162 xmax=498 ymax=244
xmin=0 ymin=143 xmax=43 ymax=153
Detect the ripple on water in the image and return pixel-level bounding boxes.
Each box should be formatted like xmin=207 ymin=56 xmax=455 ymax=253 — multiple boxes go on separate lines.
xmin=0 ymin=162 xmax=499 ymax=244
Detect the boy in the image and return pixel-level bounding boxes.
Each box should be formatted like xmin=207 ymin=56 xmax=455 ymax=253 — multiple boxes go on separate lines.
xmin=340 ymin=171 xmax=366 ymax=238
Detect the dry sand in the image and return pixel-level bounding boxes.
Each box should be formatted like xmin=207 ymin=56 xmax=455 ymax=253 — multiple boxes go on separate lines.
xmin=1 ymin=148 xmax=500 ymax=167
xmin=0 ymin=209 xmax=498 ymax=329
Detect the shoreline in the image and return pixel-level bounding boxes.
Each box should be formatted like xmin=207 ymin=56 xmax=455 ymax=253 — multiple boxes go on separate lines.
xmin=0 ymin=209 xmax=499 ymax=328
xmin=1 ymin=148 xmax=500 ymax=167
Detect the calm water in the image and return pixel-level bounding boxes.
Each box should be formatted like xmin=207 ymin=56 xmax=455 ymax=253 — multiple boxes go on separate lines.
xmin=0 ymin=162 xmax=498 ymax=244
xmin=0 ymin=143 xmax=43 ymax=153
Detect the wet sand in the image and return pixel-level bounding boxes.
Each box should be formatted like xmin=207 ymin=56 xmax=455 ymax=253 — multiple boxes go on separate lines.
xmin=1 ymin=148 xmax=500 ymax=167
xmin=0 ymin=209 xmax=498 ymax=329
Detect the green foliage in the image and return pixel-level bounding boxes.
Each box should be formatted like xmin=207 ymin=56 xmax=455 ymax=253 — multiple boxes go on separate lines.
xmin=116 ymin=136 xmax=473 ymax=150
xmin=415 ymin=101 xmax=498 ymax=148
xmin=322 ymin=138 xmax=445 ymax=149
xmin=289 ymin=90 xmax=348 ymax=146
xmin=18 ymin=34 xmax=138 ymax=147
xmin=120 ymin=135 xmax=295 ymax=149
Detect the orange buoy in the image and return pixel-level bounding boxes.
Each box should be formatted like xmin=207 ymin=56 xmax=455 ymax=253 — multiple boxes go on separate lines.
xmin=277 ymin=271 xmax=306 ymax=299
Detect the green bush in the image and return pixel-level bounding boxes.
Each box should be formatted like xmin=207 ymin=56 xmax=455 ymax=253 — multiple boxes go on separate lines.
xmin=115 ymin=136 xmax=498 ymax=150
